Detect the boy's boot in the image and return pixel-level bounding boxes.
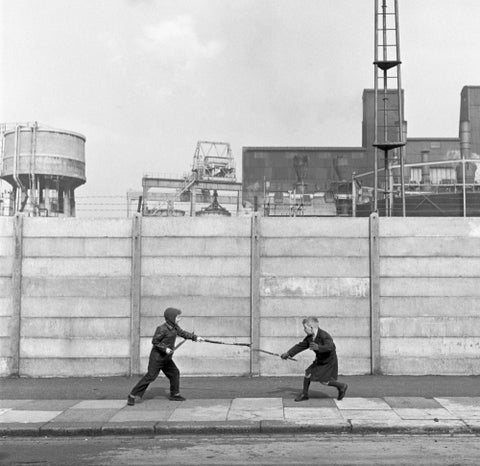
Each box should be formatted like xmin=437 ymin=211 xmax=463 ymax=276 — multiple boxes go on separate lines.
xmin=169 ymin=393 xmax=186 ymax=401
xmin=127 ymin=394 xmax=136 ymax=406
xmin=328 ymin=381 xmax=348 ymax=400
xmin=294 ymin=377 xmax=311 ymax=402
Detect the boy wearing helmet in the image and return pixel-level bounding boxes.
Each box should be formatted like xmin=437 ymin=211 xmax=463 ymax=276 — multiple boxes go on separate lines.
xmin=127 ymin=307 xmax=203 ymax=405
xmin=281 ymin=316 xmax=348 ymax=402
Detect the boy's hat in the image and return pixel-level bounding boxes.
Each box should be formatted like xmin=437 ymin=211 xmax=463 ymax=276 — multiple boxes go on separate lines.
xmin=164 ymin=307 xmax=182 ymax=324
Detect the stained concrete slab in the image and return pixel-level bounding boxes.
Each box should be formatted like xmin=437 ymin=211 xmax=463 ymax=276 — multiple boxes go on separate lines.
xmin=284 ymin=407 xmax=343 ymax=421
xmin=169 ymin=405 xmax=230 ymax=422
xmin=384 ymin=396 xmax=441 ymax=409
xmin=109 ymin=408 xmax=174 ymax=422
xmin=282 ymin=398 xmax=336 ymax=408
xmin=340 ymin=409 xmax=401 ymax=421
xmin=394 ymin=408 xmax=459 ymax=420
xmin=17 ymin=400 xmax=80 ymax=411
xmin=334 ymin=397 xmax=391 ymax=410
xmin=228 ymin=397 xmax=284 ymax=420
xmin=50 ymin=408 xmax=118 ymax=422
xmin=39 ymin=422 xmax=105 ymax=436
xmin=0 ymin=410 xmax=62 ymax=423
xmin=125 ymin=398 xmax=174 ymax=410
xmin=69 ymin=400 xmax=126 ymax=409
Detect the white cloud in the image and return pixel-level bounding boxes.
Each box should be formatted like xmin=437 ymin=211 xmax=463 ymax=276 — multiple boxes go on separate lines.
xmin=140 ymin=15 xmax=222 ymax=71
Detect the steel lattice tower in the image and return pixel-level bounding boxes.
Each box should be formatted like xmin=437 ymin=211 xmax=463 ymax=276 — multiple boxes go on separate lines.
xmin=373 ymin=0 xmax=406 ymax=216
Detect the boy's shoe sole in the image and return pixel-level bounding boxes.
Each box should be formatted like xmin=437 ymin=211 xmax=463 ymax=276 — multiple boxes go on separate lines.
xmin=294 ymin=393 xmax=309 ymax=402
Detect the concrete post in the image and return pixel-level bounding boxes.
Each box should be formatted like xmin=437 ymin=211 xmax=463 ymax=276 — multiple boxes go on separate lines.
xmin=369 ymin=212 xmax=381 ymax=374
xmin=250 ymin=213 xmax=261 ymax=376
xmin=130 ymin=214 xmax=142 ymax=375
xmin=10 ymin=214 xmax=23 ymax=376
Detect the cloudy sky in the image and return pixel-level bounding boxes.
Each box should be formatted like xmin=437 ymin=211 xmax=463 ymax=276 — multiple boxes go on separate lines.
xmin=2 ymin=0 xmax=480 ymax=200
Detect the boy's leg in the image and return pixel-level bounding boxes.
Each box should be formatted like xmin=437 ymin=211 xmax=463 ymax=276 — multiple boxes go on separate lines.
xmin=127 ymin=350 xmax=162 ymax=405
xmin=327 ymin=380 xmax=348 ymax=400
xmin=162 ymin=359 xmax=184 ymax=401
xmin=294 ymin=375 xmax=311 ymax=402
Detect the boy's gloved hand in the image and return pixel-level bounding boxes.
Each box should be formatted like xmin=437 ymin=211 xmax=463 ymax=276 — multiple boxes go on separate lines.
xmin=196 ymin=336 xmax=204 ymax=342
xmin=280 ymin=353 xmax=289 ymax=360
xmin=165 ymin=348 xmax=173 ymax=355
xmin=309 ymin=342 xmax=320 ymax=351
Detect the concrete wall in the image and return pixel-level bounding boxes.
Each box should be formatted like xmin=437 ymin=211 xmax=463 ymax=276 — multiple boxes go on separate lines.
xmin=379 ymin=218 xmax=480 ymax=375
xmin=1 ymin=215 xmax=479 ymax=377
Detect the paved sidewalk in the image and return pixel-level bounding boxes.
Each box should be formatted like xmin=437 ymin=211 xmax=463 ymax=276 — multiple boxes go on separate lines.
xmin=1 ymin=376 xmax=480 ymax=436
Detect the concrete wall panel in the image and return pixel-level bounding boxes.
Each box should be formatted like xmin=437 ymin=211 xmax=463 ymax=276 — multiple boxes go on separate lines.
xmin=20 ymin=358 xmax=129 ymax=377
xmin=21 ymin=297 xmax=130 ymax=317
xmin=22 ymin=258 xmax=131 ymax=277
xmin=261 ymin=218 xmax=369 ymax=237
xmin=380 ymin=237 xmax=480 ymax=257
xmin=0 ymin=218 xmax=13 ymax=236
xmin=140 ymin=316 xmax=250 ymax=338
xmin=20 ymin=338 xmax=130 ymax=358
xmin=142 ymin=257 xmax=250 ymax=277
xmin=381 ymin=317 xmax=480 ymax=337
xmin=261 ymin=257 xmax=368 ymax=277
xmin=22 ymin=218 xmax=132 ymax=237
xmin=381 ymin=277 xmax=480 ymax=297
xmin=262 ymin=238 xmax=369 ymax=257
xmin=381 ymin=357 xmax=480 ymax=375
xmin=0 ymin=278 xmax=12 ymax=296
xmin=381 ymin=338 xmax=480 ymax=357
xmin=0 ymin=298 xmax=12 ymax=316
xmin=23 ymin=237 xmax=131 ymax=257
xmin=21 ymin=318 xmax=130 ymax=338
xmin=260 ymin=297 xmax=369 ymax=317
xmin=379 ymin=218 xmax=480 ymax=237
xmin=142 ymin=217 xmax=250 ymax=237
xmin=142 ymin=276 xmax=250 ymax=297
xmin=22 ymin=278 xmax=131 ymax=297
xmin=381 ymin=257 xmax=480 ymax=277
xmin=142 ymin=237 xmax=250 ymax=256
xmin=261 ymin=277 xmax=369 ymax=298
xmin=380 ymin=297 xmax=480 ymax=317
xmin=260 ymin=317 xmax=370 ymax=337
xmin=141 ymin=297 xmax=250 ymax=317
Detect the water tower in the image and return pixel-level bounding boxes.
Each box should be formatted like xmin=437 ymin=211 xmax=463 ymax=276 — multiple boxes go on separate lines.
xmin=0 ymin=122 xmax=86 ymax=216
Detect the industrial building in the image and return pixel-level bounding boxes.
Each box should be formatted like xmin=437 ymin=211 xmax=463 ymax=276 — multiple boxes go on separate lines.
xmin=0 ymin=122 xmax=86 ymax=217
xmin=242 ymin=85 xmax=480 ymax=216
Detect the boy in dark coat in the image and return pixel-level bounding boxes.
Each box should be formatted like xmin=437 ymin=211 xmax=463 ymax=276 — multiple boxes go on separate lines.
xmin=127 ymin=307 xmax=203 ymax=405
xmin=281 ymin=316 xmax=348 ymax=402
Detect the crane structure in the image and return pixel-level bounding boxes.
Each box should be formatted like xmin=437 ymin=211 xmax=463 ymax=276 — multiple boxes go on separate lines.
xmin=373 ymin=0 xmax=406 ymax=216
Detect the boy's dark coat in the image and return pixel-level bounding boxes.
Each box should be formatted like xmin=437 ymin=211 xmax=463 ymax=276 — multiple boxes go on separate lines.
xmin=286 ymin=328 xmax=338 ymax=382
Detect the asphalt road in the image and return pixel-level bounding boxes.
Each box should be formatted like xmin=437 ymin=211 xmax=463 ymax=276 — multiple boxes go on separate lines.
xmin=1 ymin=435 xmax=480 ymax=465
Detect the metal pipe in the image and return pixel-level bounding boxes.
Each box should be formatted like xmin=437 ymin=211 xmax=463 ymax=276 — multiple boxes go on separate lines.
xmin=13 ymin=125 xmax=27 ymax=212
xmin=373 ymin=0 xmax=379 ymax=213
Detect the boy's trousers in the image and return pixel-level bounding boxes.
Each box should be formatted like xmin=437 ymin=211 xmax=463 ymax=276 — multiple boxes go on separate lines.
xmin=130 ymin=348 xmax=180 ymax=397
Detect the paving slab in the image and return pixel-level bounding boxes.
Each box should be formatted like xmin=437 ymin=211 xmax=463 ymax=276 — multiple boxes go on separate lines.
xmin=70 ymin=400 xmax=126 ymax=409
xmin=50 ymin=408 xmax=118 ymax=423
xmin=284 ymin=407 xmax=343 ymax=421
xmin=463 ymin=420 xmax=480 ymax=432
xmin=0 ymin=410 xmax=62 ymax=423
xmin=283 ymin=398 xmax=336 ymax=408
xmin=384 ymin=396 xmax=442 ymax=409
xmin=334 ymin=397 xmax=391 ymax=410
xmin=340 ymin=409 xmax=401 ymax=421
xmin=230 ymin=398 xmax=283 ymax=409
xmin=125 ymin=398 xmax=174 ymax=410
xmin=109 ymin=408 xmax=175 ymax=422
xmin=169 ymin=404 xmax=230 ymax=422
xmin=17 ymin=400 xmax=80 ymax=411
xmin=393 ymin=408 xmax=459 ymax=420
xmin=228 ymin=397 xmax=284 ymax=420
